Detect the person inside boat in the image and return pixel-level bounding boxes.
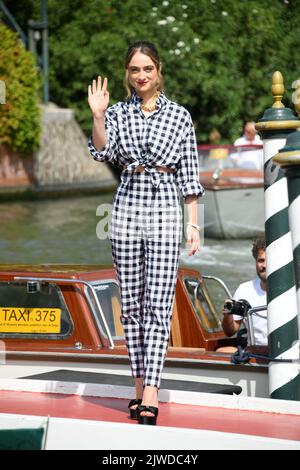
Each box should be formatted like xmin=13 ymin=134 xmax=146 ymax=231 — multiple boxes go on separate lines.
xmin=232 ymin=122 xmax=263 ymax=169
xmin=221 ymin=238 xmax=267 ymax=350
xmin=87 ymin=41 xmax=204 ymax=425
xmin=234 ymin=122 xmax=262 ymax=146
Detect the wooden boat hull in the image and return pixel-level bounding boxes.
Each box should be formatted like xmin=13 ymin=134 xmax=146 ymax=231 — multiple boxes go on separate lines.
xmin=0 ymin=264 xmax=269 ymax=399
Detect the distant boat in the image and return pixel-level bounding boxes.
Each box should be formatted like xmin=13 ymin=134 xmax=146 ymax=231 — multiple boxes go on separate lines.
xmin=198 ymin=144 xmax=264 ymax=239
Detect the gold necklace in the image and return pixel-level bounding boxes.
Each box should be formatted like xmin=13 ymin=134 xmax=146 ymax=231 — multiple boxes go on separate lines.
xmin=141 ymin=102 xmax=157 ymax=112
xmin=141 ymin=92 xmax=160 ymax=112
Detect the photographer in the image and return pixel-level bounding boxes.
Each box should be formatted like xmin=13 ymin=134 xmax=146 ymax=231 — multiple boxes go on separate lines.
xmin=222 ymin=238 xmax=267 ymax=347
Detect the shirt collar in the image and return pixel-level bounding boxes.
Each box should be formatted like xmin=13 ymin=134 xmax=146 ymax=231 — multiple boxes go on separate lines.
xmin=129 ymin=90 xmax=168 ymax=110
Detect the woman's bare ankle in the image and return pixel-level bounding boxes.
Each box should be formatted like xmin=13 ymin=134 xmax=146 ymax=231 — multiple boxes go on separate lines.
xmin=135 ymin=377 xmax=144 ymax=399
xmin=142 ymin=385 xmax=158 ymax=407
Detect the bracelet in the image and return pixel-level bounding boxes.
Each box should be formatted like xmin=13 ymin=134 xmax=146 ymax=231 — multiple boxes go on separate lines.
xmin=187 ymin=222 xmax=201 ymax=232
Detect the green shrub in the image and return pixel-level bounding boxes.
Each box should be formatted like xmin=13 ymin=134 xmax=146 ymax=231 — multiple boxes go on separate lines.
xmin=0 ymin=21 xmax=41 ymax=154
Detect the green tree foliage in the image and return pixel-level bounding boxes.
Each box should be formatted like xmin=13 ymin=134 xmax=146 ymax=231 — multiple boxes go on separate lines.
xmin=0 ymin=21 xmax=41 ymax=153
xmin=2 ymin=0 xmax=300 ymax=144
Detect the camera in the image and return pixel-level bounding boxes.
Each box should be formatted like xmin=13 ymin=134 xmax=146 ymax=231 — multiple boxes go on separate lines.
xmin=224 ymin=299 xmax=252 ymax=317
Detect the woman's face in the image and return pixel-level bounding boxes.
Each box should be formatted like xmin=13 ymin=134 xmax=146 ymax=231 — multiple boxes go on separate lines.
xmin=127 ymin=51 xmax=159 ymax=96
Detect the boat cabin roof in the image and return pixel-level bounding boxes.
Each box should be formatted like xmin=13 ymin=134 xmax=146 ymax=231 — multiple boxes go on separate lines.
xmin=0 ymin=264 xmax=111 ymax=275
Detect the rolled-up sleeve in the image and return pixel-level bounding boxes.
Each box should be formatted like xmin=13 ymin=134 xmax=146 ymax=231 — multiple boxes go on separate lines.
xmin=175 ymin=120 xmax=205 ymax=199
xmin=88 ymin=109 xmax=119 ymax=164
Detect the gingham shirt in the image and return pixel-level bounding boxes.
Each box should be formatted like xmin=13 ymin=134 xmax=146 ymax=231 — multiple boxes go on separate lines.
xmin=88 ymin=91 xmax=204 ymax=199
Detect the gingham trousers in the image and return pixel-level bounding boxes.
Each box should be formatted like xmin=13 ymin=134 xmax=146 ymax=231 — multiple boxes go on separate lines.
xmin=109 ymin=171 xmax=182 ymax=388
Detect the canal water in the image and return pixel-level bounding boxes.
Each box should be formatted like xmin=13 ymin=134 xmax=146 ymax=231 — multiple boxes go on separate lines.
xmin=0 ymin=193 xmax=257 ymax=296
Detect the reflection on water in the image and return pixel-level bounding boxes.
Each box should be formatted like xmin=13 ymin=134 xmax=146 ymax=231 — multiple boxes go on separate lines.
xmin=0 ymin=193 xmax=256 ymax=293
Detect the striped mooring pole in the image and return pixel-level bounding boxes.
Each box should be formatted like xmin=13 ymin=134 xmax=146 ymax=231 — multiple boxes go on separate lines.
xmin=274 ymin=103 xmax=300 ymax=385
xmin=256 ymin=71 xmax=300 ymax=400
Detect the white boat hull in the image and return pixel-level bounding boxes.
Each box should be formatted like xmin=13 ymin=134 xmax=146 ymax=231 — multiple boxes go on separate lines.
xmin=203 ymin=187 xmax=264 ymax=239
xmin=0 ymin=380 xmax=299 ymax=450
xmin=0 ymin=355 xmax=269 ymax=398
xmin=1 ymin=411 xmax=299 ymax=450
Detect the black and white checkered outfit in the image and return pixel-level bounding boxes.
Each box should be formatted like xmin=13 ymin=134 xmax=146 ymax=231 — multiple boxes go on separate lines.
xmin=88 ymin=91 xmax=204 ymax=388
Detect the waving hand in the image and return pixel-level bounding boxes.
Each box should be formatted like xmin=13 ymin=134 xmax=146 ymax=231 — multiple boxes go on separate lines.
xmin=88 ymin=76 xmax=109 ymax=117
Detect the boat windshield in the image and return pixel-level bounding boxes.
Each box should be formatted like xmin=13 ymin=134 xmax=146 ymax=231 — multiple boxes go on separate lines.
xmin=0 ymin=281 xmax=74 ymax=339
xmin=87 ymin=280 xmax=124 ymax=340
xmin=198 ymin=144 xmax=263 ymax=172
xmin=183 ymin=275 xmax=227 ymax=333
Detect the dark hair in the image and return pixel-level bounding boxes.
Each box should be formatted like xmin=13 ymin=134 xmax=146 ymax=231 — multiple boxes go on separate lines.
xmin=252 ymin=238 xmax=266 ymax=260
xmin=123 ymin=41 xmax=163 ymax=98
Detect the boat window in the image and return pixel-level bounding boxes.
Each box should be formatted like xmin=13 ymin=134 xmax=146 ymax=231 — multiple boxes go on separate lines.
xmin=183 ymin=276 xmax=223 ymax=333
xmin=198 ymin=145 xmax=263 ymax=171
xmin=198 ymin=147 xmax=235 ymax=171
xmin=0 ymin=281 xmax=74 ymax=339
xmin=87 ymin=281 xmax=124 ymax=340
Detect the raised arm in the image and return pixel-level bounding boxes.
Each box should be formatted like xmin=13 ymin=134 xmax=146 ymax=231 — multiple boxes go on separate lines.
xmin=88 ymin=76 xmax=110 ymax=150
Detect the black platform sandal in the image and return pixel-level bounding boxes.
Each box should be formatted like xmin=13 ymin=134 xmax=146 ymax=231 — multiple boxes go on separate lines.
xmin=128 ymin=399 xmax=142 ymax=420
xmin=137 ymin=405 xmax=159 ymax=426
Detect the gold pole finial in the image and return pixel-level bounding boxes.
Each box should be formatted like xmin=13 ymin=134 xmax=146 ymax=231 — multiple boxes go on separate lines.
xmin=272 ymin=71 xmax=285 ymax=108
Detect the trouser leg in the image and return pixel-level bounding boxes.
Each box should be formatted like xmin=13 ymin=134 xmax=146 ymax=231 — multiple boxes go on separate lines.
xmin=110 ymin=197 xmax=182 ymax=388
xmin=111 ymin=237 xmax=145 ymax=379
xmin=143 ymin=239 xmax=181 ymax=388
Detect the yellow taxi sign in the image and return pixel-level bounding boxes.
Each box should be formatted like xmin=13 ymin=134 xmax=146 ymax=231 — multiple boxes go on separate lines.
xmin=0 ymin=307 xmax=61 ymax=334
xmin=209 ymin=148 xmax=229 ymax=160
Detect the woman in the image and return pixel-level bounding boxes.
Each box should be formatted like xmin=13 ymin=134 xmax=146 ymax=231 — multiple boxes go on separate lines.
xmin=88 ymin=41 xmax=204 ymax=425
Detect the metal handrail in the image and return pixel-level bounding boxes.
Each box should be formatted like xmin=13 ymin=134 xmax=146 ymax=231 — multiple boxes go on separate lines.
xmin=14 ymin=276 xmax=114 ymax=349
xmin=202 ymin=275 xmax=233 ymax=298
xmin=246 ymin=305 xmax=267 ymax=346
